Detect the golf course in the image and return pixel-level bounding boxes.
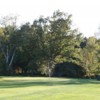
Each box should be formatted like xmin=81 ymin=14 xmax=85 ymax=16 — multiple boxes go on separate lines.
xmin=0 ymin=77 xmax=100 ymax=100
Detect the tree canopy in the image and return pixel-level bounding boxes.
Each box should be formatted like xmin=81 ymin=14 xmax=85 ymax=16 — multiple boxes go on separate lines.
xmin=0 ymin=10 xmax=100 ymax=78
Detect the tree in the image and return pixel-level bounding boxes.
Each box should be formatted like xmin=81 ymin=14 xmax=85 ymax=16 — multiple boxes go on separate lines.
xmin=13 ymin=22 xmax=45 ymax=75
xmin=0 ymin=16 xmax=20 ymax=74
xmin=37 ymin=10 xmax=79 ymax=77
xmin=79 ymin=37 xmax=99 ymax=77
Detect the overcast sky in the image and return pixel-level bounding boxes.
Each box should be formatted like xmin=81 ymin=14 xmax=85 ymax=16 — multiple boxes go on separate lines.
xmin=0 ymin=0 xmax=100 ymax=37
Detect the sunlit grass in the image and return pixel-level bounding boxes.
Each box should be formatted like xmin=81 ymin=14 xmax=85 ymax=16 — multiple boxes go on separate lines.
xmin=0 ymin=77 xmax=100 ymax=100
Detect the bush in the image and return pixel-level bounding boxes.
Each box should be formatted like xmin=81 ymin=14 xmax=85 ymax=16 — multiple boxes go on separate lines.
xmin=97 ymin=75 xmax=100 ymax=81
xmin=53 ymin=62 xmax=86 ymax=78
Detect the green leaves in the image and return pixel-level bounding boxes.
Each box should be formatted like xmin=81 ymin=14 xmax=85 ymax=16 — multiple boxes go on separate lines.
xmin=78 ymin=37 xmax=99 ymax=77
xmin=0 ymin=11 xmax=100 ymax=77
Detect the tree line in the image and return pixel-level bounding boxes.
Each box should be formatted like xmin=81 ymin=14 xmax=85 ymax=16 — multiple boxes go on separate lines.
xmin=0 ymin=10 xmax=100 ymax=78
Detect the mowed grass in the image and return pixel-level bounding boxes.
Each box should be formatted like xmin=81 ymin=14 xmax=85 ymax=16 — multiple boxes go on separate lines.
xmin=0 ymin=77 xmax=100 ymax=100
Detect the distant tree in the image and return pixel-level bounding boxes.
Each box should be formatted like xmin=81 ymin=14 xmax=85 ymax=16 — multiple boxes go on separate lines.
xmin=79 ymin=37 xmax=99 ymax=77
xmin=0 ymin=16 xmax=19 ymax=74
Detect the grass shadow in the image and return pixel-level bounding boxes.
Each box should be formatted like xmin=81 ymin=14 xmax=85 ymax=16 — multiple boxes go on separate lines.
xmin=0 ymin=77 xmax=100 ymax=89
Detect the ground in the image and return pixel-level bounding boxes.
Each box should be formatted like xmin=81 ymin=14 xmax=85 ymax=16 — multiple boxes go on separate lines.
xmin=0 ymin=77 xmax=100 ymax=100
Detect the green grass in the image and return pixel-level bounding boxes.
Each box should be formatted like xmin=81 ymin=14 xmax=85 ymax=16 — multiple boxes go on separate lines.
xmin=0 ymin=77 xmax=100 ymax=100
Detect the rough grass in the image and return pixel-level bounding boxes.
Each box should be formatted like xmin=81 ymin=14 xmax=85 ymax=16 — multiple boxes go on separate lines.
xmin=0 ymin=77 xmax=100 ymax=100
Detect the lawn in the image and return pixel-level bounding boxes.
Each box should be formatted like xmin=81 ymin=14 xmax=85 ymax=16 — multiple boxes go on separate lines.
xmin=0 ymin=77 xmax=100 ymax=100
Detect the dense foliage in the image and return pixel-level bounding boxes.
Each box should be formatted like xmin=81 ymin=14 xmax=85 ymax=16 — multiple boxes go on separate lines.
xmin=0 ymin=11 xmax=100 ymax=78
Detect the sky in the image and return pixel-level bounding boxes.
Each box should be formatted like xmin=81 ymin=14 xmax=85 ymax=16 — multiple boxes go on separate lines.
xmin=0 ymin=0 xmax=100 ymax=37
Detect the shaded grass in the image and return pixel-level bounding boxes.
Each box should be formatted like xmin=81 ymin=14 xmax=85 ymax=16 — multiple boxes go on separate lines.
xmin=0 ymin=77 xmax=100 ymax=100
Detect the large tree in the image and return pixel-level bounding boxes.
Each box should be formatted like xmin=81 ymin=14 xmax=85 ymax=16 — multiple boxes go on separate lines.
xmin=35 ymin=10 xmax=80 ymax=77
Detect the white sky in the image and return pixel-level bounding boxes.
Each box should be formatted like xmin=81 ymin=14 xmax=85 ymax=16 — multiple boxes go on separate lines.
xmin=0 ymin=0 xmax=100 ymax=37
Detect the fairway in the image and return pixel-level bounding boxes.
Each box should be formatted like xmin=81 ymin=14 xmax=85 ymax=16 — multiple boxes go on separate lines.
xmin=0 ymin=77 xmax=100 ymax=100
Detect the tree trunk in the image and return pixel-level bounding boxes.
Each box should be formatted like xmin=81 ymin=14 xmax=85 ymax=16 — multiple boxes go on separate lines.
xmin=47 ymin=60 xmax=54 ymax=77
xmin=1 ymin=46 xmax=16 ymax=75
